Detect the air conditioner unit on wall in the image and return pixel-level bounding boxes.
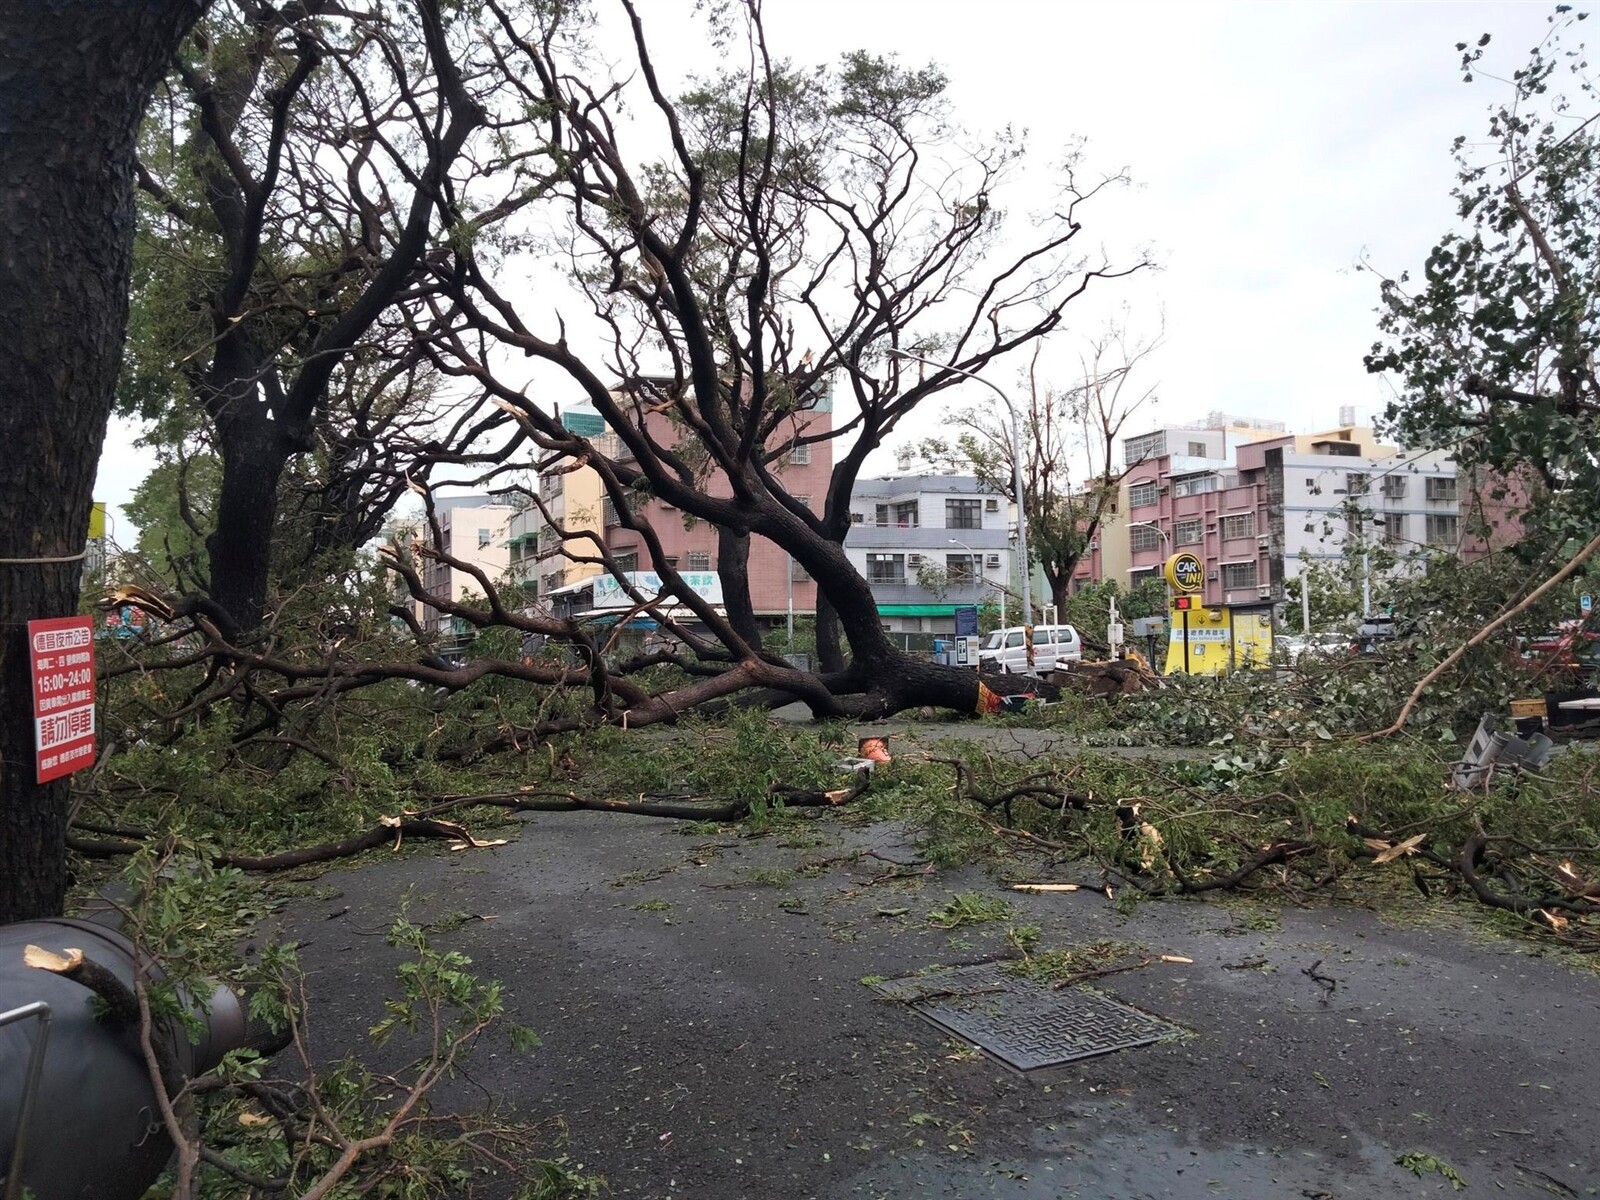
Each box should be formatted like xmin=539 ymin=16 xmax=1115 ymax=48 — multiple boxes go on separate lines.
xmin=1257 ymin=535 xmax=1270 ymax=547
xmin=986 ymin=554 xmax=1001 ymax=568
xmin=1206 ymin=571 xmax=1218 ymax=581
xmin=1258 ymin=587 xmax=1272 ymax=598
xmin=985 ymin=498 xmax=1000 ymax=512
xmin=907 ymin=553 xmax=923 ymax=566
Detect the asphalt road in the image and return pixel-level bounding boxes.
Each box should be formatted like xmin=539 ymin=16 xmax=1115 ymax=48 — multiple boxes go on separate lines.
xmin=268 ymin=799 xmax=1600 ymax=1199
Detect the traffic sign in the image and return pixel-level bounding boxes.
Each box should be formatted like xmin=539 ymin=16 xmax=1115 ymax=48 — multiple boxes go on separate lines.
xmin=1583 ymin=593 xmax=1593 ymax=615
xmin=29 ymin=616 xmax=96 ymax=783
xmin=1164 ymin=551 xmax=1205 ymax=593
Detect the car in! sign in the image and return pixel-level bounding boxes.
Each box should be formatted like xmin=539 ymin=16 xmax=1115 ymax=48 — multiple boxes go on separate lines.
xmin=29 ymin=616 xmax=97 ymax=783
xmin=1164 ymin=552 xmax=1204 ymax=593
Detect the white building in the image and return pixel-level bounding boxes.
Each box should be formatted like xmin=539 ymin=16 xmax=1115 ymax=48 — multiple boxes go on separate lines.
xmin=417 ymin=497 xmax=517 ymax=645
xmin=844 ymin=474 xmax=1014 ymax=632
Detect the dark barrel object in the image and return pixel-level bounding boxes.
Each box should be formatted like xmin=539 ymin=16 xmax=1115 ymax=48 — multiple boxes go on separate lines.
xmin=0 ymin=917 xmax=247 ymax=1200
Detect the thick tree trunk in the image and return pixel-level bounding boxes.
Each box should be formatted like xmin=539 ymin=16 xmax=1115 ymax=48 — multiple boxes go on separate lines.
xmin=206 ymin=410 xmax=292 ymax=636
xmin=0 ymin=0 xmax=208 ymax=922
xmin=1049 ymin=571 xmax=1072 ymax=613
xmin=715 ymin=525 xmax=763 ymax=649
xmin=814 ymin=592 xmax=846 ymax=673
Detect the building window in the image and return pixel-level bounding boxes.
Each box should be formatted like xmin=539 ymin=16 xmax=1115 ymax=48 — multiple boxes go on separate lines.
xmin=1187 ymin=441 xmax=1207 ymax=457
xmin=945 ymin=498 xmax=981 ymax=530
xmin=1128 ymin=482 xmax=1159 ymax=509
xmin=790 ymin=557 xmax=811 ymax=582
xmin=1123 ymin=431 xmax=1166 ymax=465
xmin=867 ymin=553 xmax=905 ymax=584
xmin=612 ymin=552 xmax=638 ymax=575
xmin=686 ymin=551 xmax=712 ymax=571
xmin=788 ymin=442 xmax=812 ymax=465
xmin=1381 ymin=475 xmax=1407 ymax=500
xmin=1346 ymin=509 xmax=1365 ymax=537
xmin=1172 ymin=474 xmax=1219 ymax=498
xmin=1221 ymin=561 xmax=1258 ymax=590
xmin=850 ymin=511 xmax=865 ymax=524
xmin=893 ymin=501 xmax=919 ymax=527
xmin=602 ymin=497 xmax=620 ymax=527
xmin=1345 ymin=472 xmax=1370 ymax=496
xmin=1175 ymin=519 xmax=1203 ymax=546
xmin=985 ymin=497 xmax=1000 ymax=512
xmin=1382 ymin=516 xmax=1406 ymax=546
xmin=478 ymin=528 xmax=492 ymax=547
xmin=1220 ymin=512 xmax=1256 ymax=540
xmin=1426 ymin=514 xmax=1459 ymax=545
xmin=1425 ymin=476 xmax=1459 ymax=503
xmin=946 ymin=553 xmax=978 ymax=582
xmin=1129 ymin=568 xmax=1158 ymax=588
xmin=1129 ymin=524 xmax=1164 ymax=552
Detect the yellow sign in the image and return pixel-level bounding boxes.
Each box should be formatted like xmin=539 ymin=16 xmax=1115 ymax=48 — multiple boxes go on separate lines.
xmin=1164 ymin=551 xmax=1204 ymax=593
xmin=88 ymin=502 xmax=106 ymax=541
xmin=1163 ymin=603 xmax=1275 ymax=675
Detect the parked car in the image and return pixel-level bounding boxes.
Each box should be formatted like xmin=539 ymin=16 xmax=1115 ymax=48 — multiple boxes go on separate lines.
xmin=977 ymin=624 xmax=1083 ymax=675
xmin=1353 ymin=614 xmax=1411 ymax=654
xmin=1278 ymin=631 xmax=1348 ymax=664
xmin=1519 ymin=621 xmax=1600 ymax=675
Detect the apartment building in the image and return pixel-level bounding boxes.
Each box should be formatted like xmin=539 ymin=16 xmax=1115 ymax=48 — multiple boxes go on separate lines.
xmin=1072 ymin=417 xmax=1286 ymax=597
xmin=1084 ymin=420 xmax=1469 ymax=608
xmin=505 ymin=407 xmax=619 ymax=608
xmin=417 ymin=496 xmax=517 ymax=643
xmin=1240 ymin=428 xmax=1459 ymax=594
xmin=844 ymin=474 xmax=1013 ymax=632
xmin=600 ymin=381 xmax=834 ymax=625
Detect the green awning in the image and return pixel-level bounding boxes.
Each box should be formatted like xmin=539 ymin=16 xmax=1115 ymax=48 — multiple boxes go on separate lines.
xmin=877 ymin=604 xmax=959 ymax=617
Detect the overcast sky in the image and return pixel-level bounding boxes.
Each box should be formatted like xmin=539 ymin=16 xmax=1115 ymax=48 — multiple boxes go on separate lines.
xmin=95 ymin=0 xmax=1568 ymax=534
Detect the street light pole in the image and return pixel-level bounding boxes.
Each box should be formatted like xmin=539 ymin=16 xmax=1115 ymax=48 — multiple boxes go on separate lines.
xmin=889 ymin=350 xmax=1032 ymax=627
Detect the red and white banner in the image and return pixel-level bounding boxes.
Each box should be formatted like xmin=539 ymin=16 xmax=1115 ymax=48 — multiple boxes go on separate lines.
xmin=29 ymin=616 xmax=97 ymax=783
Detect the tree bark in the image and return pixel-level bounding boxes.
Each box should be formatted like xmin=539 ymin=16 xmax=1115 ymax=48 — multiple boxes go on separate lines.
xmin=814 ymin=592 xmax=846 ymax=673
xmin=206 ymin=401 xmax=293 ymax=635
xmin=1049 ymin=571 xmax=1072 ymax=613
xmin=0 ymin=0 xmax=208 ymax=922
xmin=715 ymin=524 xmax=762 ymax=649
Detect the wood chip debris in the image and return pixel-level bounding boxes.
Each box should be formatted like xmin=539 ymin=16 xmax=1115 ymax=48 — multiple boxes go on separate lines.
xmin=1011 ymin=882 xmax=1082 ymax=893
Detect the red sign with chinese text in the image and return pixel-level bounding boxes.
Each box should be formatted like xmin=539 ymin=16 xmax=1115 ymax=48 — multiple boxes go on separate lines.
xmin=29 ymin=616 xmax=97 ymax=783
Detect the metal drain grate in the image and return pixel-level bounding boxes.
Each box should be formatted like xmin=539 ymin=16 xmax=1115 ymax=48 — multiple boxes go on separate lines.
xmin=873 ymin=961 xmax=1183 ymax=1072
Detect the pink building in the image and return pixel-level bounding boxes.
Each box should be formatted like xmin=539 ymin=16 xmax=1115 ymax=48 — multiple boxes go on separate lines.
xmin=1459 ymin=465 xmax=1532 ymax=560
xmin=603 ymin=387 xmax=834 ymax=622
xmin=1122 ymin=454 xmax=1271 ymax=608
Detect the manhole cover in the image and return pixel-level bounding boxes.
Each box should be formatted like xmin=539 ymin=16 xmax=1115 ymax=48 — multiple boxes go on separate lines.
xmin=873 ymin=961 xmax=1183 ymax=1072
